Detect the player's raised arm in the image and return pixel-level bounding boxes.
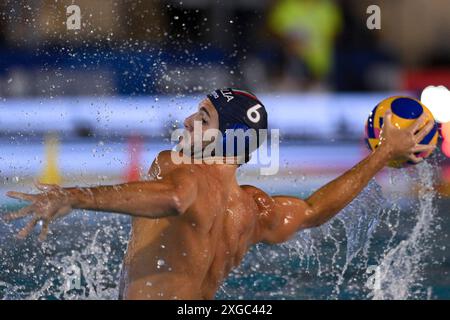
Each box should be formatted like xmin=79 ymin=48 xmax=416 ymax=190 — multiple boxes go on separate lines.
xmin=3 ymin=166 xmax=198 ymax=240
xmin=258 ymin=111 xmax=435 ymax=244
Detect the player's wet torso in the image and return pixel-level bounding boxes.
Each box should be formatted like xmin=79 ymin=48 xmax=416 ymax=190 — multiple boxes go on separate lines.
xmin=119 ymin=151 xmax=262 ymax=300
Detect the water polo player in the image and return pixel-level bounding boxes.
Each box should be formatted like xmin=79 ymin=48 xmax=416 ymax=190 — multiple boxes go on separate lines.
xmin=3 ymin=88 xmax=435 ymax=299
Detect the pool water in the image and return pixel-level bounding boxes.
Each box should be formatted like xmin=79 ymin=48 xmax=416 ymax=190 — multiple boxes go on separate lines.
xmin=0 ymin=163 xmax=449 ymax=300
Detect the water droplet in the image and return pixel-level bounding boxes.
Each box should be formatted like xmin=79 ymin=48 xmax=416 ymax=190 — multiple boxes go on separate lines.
xmin=157 ymin=259 xmax=165 ymax=268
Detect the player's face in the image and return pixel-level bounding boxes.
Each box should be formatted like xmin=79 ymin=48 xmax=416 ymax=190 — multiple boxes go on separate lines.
xmin=181 ymin=98 xmax=220 ymax=150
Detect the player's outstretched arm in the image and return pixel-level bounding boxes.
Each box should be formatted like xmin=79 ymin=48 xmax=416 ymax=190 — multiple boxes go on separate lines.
xmin=3 ymin=167 xmax=197 ymax=240
xmin=258 ymin=111 xmax=434 ymax=244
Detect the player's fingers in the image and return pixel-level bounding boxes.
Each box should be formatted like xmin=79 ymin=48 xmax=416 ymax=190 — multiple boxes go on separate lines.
xmin=34 ymin=181 xmax=56 ymax=192
xmin=16 ymin=216 xmax=39 ymax=239
xmin=38 ymin=221 xmax=50 ymax=242
xmin=409 ymin=112 xmax=428 ymax=133
xmin=3 ymin=205 xmax=34 ymax=222
xmin=411 ymin=144 xmax=435 ymax=154
xmin=6 ymin=191 xmax=35 ymax=202
xmin=407 ymin=154 xmax=424 ymax=164
xmin=383 ymin=110 xmax=393 ymax=129
xmin=414 ymin=120 xmax=434 ymax=143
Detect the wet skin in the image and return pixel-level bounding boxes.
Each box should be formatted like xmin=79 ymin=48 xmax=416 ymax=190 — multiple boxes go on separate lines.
xmin=3 ymin=100 xmax=435 ymax=299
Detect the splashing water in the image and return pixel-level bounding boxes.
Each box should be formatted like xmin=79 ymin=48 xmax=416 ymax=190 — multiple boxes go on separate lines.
xmin=26 ymin=228 xmax=118 ymax=300
xmin=0 ymin=213 xmax=129 ymax=300
xmin=369 ymin=162 xmax=438 ymax=299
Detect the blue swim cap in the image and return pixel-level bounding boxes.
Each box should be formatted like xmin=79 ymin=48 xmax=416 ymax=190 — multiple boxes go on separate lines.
xmin=207 ymin=88 xmax=268 ymax=162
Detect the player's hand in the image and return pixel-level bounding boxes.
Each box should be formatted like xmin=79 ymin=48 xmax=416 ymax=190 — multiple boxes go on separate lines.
xmin=378 ymin=110 xmax=435 ymax=164
xmin=3 ymin=182 xmax=74 ymax=241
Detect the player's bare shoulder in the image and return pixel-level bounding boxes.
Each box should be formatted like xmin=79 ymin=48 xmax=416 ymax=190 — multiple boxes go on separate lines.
xmin=240 ymin=185 xmax=275 ymax=218
xmin=240 ymin=185 xmax=277 ymax=243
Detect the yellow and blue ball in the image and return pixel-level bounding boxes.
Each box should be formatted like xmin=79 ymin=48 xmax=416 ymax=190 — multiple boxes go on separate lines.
xmin=365 ymin=96 xmax=438 ymax=168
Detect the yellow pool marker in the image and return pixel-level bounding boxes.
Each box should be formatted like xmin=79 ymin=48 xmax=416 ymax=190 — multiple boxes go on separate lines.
xmin=39 ymin=133 xmax=62 ymax=185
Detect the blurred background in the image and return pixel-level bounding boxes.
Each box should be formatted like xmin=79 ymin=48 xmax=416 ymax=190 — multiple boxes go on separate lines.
xmin=0 ymin=0 xmax=449 ymax=187
xmin=1 ymin=0 xmax=450 ymax=94
xmin=0 ymin=0 xmax=450 ymax=300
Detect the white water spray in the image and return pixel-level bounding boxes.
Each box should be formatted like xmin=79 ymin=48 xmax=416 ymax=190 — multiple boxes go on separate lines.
xmin=369 ymin=162 xmax=437 ymax=299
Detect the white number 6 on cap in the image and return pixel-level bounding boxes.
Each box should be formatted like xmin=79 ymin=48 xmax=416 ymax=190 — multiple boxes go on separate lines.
xmin=247 ymin=104 xmax=262 ymax=123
